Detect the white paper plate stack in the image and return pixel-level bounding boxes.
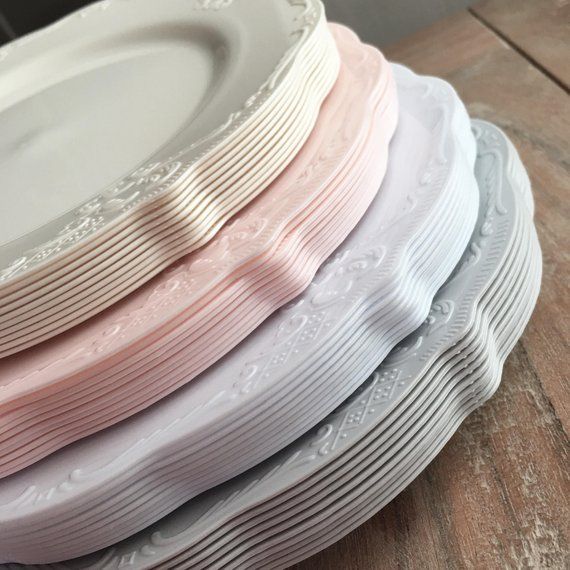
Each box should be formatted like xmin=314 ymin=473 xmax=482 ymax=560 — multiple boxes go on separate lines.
xmin=0 ymin=1 xmax=541 ymax=568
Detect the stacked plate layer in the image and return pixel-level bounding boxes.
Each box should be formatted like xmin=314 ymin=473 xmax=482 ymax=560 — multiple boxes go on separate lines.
xmin=0 ymin=0 xmax=339 ymax=356
xmin=0 ymin=1 xmax=541 ymax=568
xmin=0 ymin=121 xmax=541 ymax=569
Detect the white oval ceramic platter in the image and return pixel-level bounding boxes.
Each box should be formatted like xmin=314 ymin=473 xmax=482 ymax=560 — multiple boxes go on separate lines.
xmin=0 ymin=24 xmax=397 ymax=477
xmin=0 ymin=120 xmax=541 ymax=569
xmin=0 ymin=0 xmax=340 ymax=356
xmin=0 ymin=63 xmax=481 ymax=563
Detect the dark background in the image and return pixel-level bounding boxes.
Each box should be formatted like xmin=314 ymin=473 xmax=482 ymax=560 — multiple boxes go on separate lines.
xmin=0 ymin=0 xmax=472 ymax=48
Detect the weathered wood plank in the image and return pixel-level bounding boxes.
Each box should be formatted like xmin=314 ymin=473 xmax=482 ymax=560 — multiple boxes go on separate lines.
xmin=293 ymin=10 xmax=569 ymax=569
xmin=472 ymin=0 xmax=570 ymax=90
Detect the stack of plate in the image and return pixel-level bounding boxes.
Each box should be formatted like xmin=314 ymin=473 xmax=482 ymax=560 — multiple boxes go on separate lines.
xmin=0 ymin=1 xmax=541 ymax=568
xmin=0 ymin=0 xmax=339 ymax=356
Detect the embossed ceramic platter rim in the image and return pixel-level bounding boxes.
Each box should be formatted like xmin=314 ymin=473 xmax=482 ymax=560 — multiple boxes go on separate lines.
xmin=0 ymin=121 xmax=541 ymax=568
xmin=0 ymin=17 xmax=334 ymax=297
xmin=0 ymin=26 xmax=394 ymax=466
xmin=151 ymin=121 xmax=542 ymax=570
xmin=0 ymin=0 xmax=328 ymax=278
xmin=0 ymin=19 xmax=332 ymax=290
xmin=0 ymin=17 xmax=336 ymax=314
xmin=0 ymin=65 xmax=483 ymax=563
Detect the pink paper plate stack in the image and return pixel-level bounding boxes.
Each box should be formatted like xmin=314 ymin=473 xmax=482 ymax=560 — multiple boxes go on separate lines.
xmin=0 ymin=1 xmax=540 ymax=567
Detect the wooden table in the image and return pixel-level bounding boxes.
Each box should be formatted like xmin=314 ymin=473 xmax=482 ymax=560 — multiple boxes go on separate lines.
xmin=294 ymin=2 xmax=569 ymax=568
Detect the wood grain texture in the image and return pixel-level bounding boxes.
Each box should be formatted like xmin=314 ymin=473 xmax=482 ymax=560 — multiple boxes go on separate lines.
xmin=472 ymin=0 xmax=570 ymax=90
xmin=293 ymin=10 xmax=569 ymax=570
